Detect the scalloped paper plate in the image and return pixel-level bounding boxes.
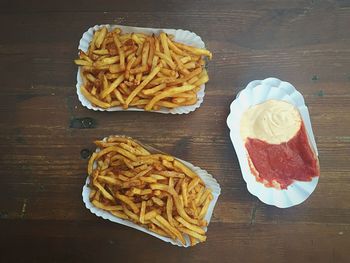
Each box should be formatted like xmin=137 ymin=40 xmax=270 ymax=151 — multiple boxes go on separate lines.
xmin=76 ymin=24 xmax=207 ymax=114
xmin=82 ymin=136 xmax=221 ymax=247
xmin=227 ymin=78 xmax=319 ymax=208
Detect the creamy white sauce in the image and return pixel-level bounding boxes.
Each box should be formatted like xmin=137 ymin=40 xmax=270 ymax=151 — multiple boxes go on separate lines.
xmin=240 ymin=100 xmax=301 ymax=144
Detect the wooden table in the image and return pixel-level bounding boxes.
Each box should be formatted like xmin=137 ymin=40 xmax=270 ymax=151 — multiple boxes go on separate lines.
xmin=1 ymin=0 xmax=349 ymax=262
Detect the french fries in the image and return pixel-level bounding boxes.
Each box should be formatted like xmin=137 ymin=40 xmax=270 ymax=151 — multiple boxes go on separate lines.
xmin=87 ymin=136 xmax=214 ymax=246
xmin=75 ymin=26 xmax=211 ymax=111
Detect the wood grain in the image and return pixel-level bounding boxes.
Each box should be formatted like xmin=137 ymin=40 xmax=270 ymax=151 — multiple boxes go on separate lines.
xmin=0 ymin=0 xmax=350 ymax=262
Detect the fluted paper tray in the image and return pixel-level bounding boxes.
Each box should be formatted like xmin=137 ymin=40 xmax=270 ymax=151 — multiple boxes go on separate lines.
xmin=226 ymin=78 xmax=319 ymax=208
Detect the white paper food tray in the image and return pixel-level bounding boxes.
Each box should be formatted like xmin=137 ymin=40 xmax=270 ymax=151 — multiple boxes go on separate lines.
xmin=227 ymin=77 xmax=319 ymax=208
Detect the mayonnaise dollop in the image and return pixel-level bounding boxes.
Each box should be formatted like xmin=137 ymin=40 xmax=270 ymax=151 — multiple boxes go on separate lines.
xmin=240 ymin=100 xmax=301 ymax=144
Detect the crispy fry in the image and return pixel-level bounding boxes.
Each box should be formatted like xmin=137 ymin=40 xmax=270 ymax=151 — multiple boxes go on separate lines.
xmin=94 ymin=55 xmax=120 ymax=67
xmin=162 ymin=159 xmax=174 ymax=170
xmin=170 ymin=51 xmax=189 ymax=75
xmin=148 ymin=76 xmax=175 ymax=86
xmin=129 ymin=65 xmax=148 ymax=75
xmin=89 ymin=30 xmax=99 ymax=52
xmin=147 ymin=36 xmax=155 ymax=66
xmin=160 ymin=33 xmax=173 ymax=63
xmin=182 ymin=181 xmax=189 ymax=207
xmin=198 ymin=188 xmax=211 ymax=206
xmin=140 ymin=201 xmax=146 ymax=224
xmin=150 ymin=218 xmax=176 ymax=239
xmin=140 ymin=176 xmax=157 ymax=183
xmin=178 ymin=227 xmax=207 ymax=242
xmin=149 ymin=226 xmax=168 ymax=237
xmin=173 ymin=91 xmax=196 ymax=98
xmin=132 ymin=188 xmax=152 ymax=196
xmin=160 ymin=67 xmax=177 ymax=77
xmin=144 ymin=210 xmax=158 ymax=221
xmin=156 ymin=215 xmax=186 ymax=245
xmin=93 ymin=49 xmax=109 ymax=55
xmin=198 ymin=194 xmax=211 ymax=219
xmin=74 ymin=59 xmax=92 ymax=66
xmin=116 ymin=193 xmax=139 ymax=213
xmin=188 ymin=177 xmax=201 ymax=193
xmin=88 ymin=152 xmax=97 ymax=175
xmin=167 ymin=38 xmax=187 ymax=56
xmin=155 ymin=51 xmax=176 ymax=69
xmin=173 ymin=192 xmax=199 ymax=225
xmin=190 ymin=199 xmax=199 ymax=218
xmin=159 ymin=171 xmax=185 ymax=178
xmin=174 ymin=160 xmax=197 ymax=179
xmin=119 ymin=142 xmax=145 ymax=156
xmin=142 ymin=83 xmax=167 ymax=95
xmin=131 ymin=34 xmax=143 ymax=45
xmin=166 ymin=196 xmax=176 ymax=226
xmin=180 ymin=56 xmax=191 ymax=64
xmin=113 ymin=89 xmax=125 ymax=105
xmin=159 ymin=155 xmax=175 ymax=162
xmin=169 ymin=177 xmax=174 ymax=189
xmin=110 ymin=210 xmax=129 ymax=220
xmin=180 ymin=97 xmax=197 ymax=106
xmin=92 ymin=200 xmax=122 ymax=211
xmin=169 ymin=67 xmax=202 ymax=85
xmin=121 ymin=180 xmax=142 ymax=189
xmin=173 ymin=41 xmax=212 ymax=59
xmin=94 ymin=181 xmax=115 ymax=201
xmin=95 ymin=27 xmax=107 ymax=48
xmin=152 ymin=196 xmax=165 ymax=206
xmin=109 ymin=64 xmax=124 ymax=73
xmin=142 ymin=41 xmax=150 ymax=66
xmin=98 ymin=175 xmax=122 ymax=186
xmin=101 ymin=74 xmax=125 ymax=99
xmin=122 ymin=203 xmax=139 ymax=221
xmin=125 ymin=55 xmax=136 ymax=79
xmin=145 ymin=85 xmax=195 ymax=111
xmin=184 ymin=61 xmax=196 ymax=69
xmin=89 ymin=188 xmax=97 ymax=200
xmin=189 ymin=236 xmax=197 ymax=246
xmin=113 ymin=33 xmax=125 ymax=70
xmin=151 ymin=54 xmax=159 ymax=71
xmin=175 ymin=216 xmax=205 ymax=235
xmin=94 ymin=146 xmax=136 ymax=162
xmin=135 ymin=166 xmax=153 ymax=178
xmin=175 ymin=178 xmax=184 ymax=194
xmin=125 ymin=65 xmax=161 ymax=106
xmin=85 ymin=73 xmax=96 ymax=82
xmin=172 ymin=97 xmax=186 ymax=104
xmin=119 ymin=170 xmax=136 ymax=177
xmin=194 ymin=69 xmax=209 ymax=87
xmin=188 ymin=76 xmax=199 ymax=85
xmin=81 ymin=86 xmax=111 ymax=108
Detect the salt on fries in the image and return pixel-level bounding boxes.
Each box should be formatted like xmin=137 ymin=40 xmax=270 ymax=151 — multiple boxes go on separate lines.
xmin=87 ymin=136 xmax=214 ymax=246
xmin=75 ymin=26 xmax=212 ymax=111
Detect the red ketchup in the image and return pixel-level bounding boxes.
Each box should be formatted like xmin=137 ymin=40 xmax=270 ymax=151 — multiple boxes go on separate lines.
xmin=245 ymin=122 xmax=319 ymax=189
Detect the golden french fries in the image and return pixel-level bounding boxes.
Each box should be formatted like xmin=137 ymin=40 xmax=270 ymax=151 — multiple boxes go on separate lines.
xmin=87 ymin=136 xmax=214 ymax=246
xmin=75 ymin=26 xmax=211 ymax=111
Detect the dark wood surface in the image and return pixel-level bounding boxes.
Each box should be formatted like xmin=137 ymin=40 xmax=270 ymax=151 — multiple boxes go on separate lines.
xmin=1 ymin=0 xmax=350 ymax=262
